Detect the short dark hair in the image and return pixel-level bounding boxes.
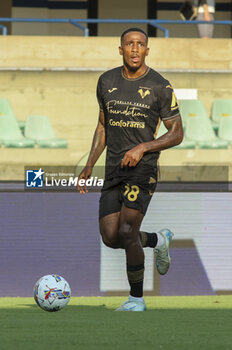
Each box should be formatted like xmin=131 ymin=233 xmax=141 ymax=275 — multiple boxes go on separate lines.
xmin=120 ymin=27 xmax=148 ymax=44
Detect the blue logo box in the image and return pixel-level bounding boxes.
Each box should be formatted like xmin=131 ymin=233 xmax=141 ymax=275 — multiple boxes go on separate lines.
xmin=26 ymin=169 xmax=44 ymax=188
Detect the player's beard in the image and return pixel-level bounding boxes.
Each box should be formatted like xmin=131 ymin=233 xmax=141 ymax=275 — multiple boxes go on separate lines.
xmin=123 ymin=57 xmax=140 ymax=73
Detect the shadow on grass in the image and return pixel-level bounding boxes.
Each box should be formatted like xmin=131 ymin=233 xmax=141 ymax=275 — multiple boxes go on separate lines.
xmin=21 ymin=303 xmax=109 ymax=311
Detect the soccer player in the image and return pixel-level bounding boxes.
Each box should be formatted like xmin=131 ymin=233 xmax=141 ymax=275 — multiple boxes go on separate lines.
xmin=77 ymin=28 xmax=183 ymax=311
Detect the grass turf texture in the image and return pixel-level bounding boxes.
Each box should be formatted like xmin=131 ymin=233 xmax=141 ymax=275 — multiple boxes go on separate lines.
xmin=0 ymin=296 xmax=231 ymax=350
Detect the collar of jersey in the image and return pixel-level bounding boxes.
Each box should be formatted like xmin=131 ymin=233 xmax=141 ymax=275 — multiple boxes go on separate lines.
xmin=121 ymin=66 xmax=150 ymax=81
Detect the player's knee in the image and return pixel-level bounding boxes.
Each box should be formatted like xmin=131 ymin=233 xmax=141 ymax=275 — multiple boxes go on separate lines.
xmin=100 ymin=227 xmax=119 ymax=249
xmin=101 ymin=235 xmax=119 ymax=249
xmin=118 ymin=223 xmax=133 ymax=244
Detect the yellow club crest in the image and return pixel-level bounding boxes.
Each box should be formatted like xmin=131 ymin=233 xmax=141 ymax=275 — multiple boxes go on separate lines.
xmin=138 ymin=88 xmax=150 ymax=99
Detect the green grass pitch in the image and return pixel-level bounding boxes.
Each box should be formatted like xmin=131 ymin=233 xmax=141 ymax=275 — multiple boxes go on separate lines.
xmin=0 ymin=296 xmax=231 ymax=350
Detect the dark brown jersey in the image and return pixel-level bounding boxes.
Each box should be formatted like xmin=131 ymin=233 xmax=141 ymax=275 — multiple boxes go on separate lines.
xmin=97 ymin=66 xmax=180 ymax=180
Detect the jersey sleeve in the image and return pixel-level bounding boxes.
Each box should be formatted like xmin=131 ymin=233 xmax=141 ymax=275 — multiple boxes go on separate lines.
xmin=96 ymin=76 xmax=104 ymax=111
xmin=158 ymin=83 xmax=180 ymax=121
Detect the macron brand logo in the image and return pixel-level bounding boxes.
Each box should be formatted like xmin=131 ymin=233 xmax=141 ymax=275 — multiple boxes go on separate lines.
xmin=26 ymin=169 xmax=44 ymax=188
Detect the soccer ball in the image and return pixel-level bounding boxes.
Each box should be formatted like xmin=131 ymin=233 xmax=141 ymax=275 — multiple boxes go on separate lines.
xmin=34 ymin=274 xmax=71 ymax=312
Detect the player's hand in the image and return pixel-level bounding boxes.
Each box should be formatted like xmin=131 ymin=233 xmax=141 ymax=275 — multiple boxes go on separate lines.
xmin=77 ymin=166 xmax=93 ymax=194
xmin=121 ymin=144 xmax=145 ymax=168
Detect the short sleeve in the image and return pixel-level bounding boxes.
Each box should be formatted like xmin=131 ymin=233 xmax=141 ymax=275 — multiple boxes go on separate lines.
xmin=158 ymin=83 xmax=180 ymax=121
xmin=96 ymin=76 xmax=104 ymax=111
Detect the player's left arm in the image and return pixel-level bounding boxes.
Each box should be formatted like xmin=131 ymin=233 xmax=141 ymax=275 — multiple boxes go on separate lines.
xmin=121 ymin=115 xmax=183 ymax=167
xmin=145 ymin=115 xmax=183 ymax=152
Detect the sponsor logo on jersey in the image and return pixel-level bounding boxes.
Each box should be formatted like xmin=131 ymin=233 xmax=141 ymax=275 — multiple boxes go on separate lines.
xmin=106 ymin=100 xmax=149 ymax=118
xmin=109 ymin=119 xmax=145 ymax=129
xmin=108 ymin=88 xmax=118 ymax=93
xmin=171 ymin=92 xmax=178 ymax=111
xmin=107 ymin=100 xmax=150 ymax=109
xmin=166 ymin=85 xmax=179 ymax=111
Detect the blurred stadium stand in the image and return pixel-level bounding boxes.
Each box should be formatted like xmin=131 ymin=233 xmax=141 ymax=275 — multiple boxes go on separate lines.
xmin=0 ymin=0 xmax=230 ymax=38
xmin=218 ymin=115 xmax=232 ymax=143
xmin=0 ymin=98 xmax=68 ymax=148
xmin=0 ymin=1 xmax=231 ymax=181
xmin=25 ymin=115 xmax=68 ymax=148
xmin=211 ymin=99 xmax=232 ymax=130
xmin=0 ymin=35 xmax=232 ymax=180
xmin=0 ymin=114 xmax=35 ymax=148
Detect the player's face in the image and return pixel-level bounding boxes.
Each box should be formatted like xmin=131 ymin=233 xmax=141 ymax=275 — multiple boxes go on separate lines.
xmin=119 ymin=32 xmax=149 ymax=72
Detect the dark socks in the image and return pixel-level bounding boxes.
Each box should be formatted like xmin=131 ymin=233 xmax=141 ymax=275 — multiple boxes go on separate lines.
xmin=127 ymin=263 xmax=144 ymax=297
xmin=139 ymin=231 xmax=158 ymax=248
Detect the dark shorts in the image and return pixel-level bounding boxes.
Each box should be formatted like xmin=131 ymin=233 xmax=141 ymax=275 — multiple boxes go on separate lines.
xmin=99 ymin=175 xmax=157 ymax=219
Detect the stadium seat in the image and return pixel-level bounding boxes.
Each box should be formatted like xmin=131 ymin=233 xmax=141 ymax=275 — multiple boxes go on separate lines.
xmin=174 ymin=138 xmax=196 ymax=149
xmin=25 ymin=115 xmax=68 ymax=148
xmin=218 ymin=115 xmax=232 ymax=144
xmin=0 ymin=98 xmax=16 ymax=119
xmin=18 ymin=120 xmax=26 ymax=131
xmin=211 ymin=99 xmax=232 ymax=131
xmin=0 ymin=115 xmax=35 ymax=148
xmin=0 ymin=98 xmax=26 ymax=131
xmin=185 ymin=115 xmax=228 ymax=149
xmin=179 ymin=100 xmax=208 ymax=126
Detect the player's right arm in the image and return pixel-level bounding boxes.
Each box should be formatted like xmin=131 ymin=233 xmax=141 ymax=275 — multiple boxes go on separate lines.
xmin=77 ymin=110 xmax=105 ymax=194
